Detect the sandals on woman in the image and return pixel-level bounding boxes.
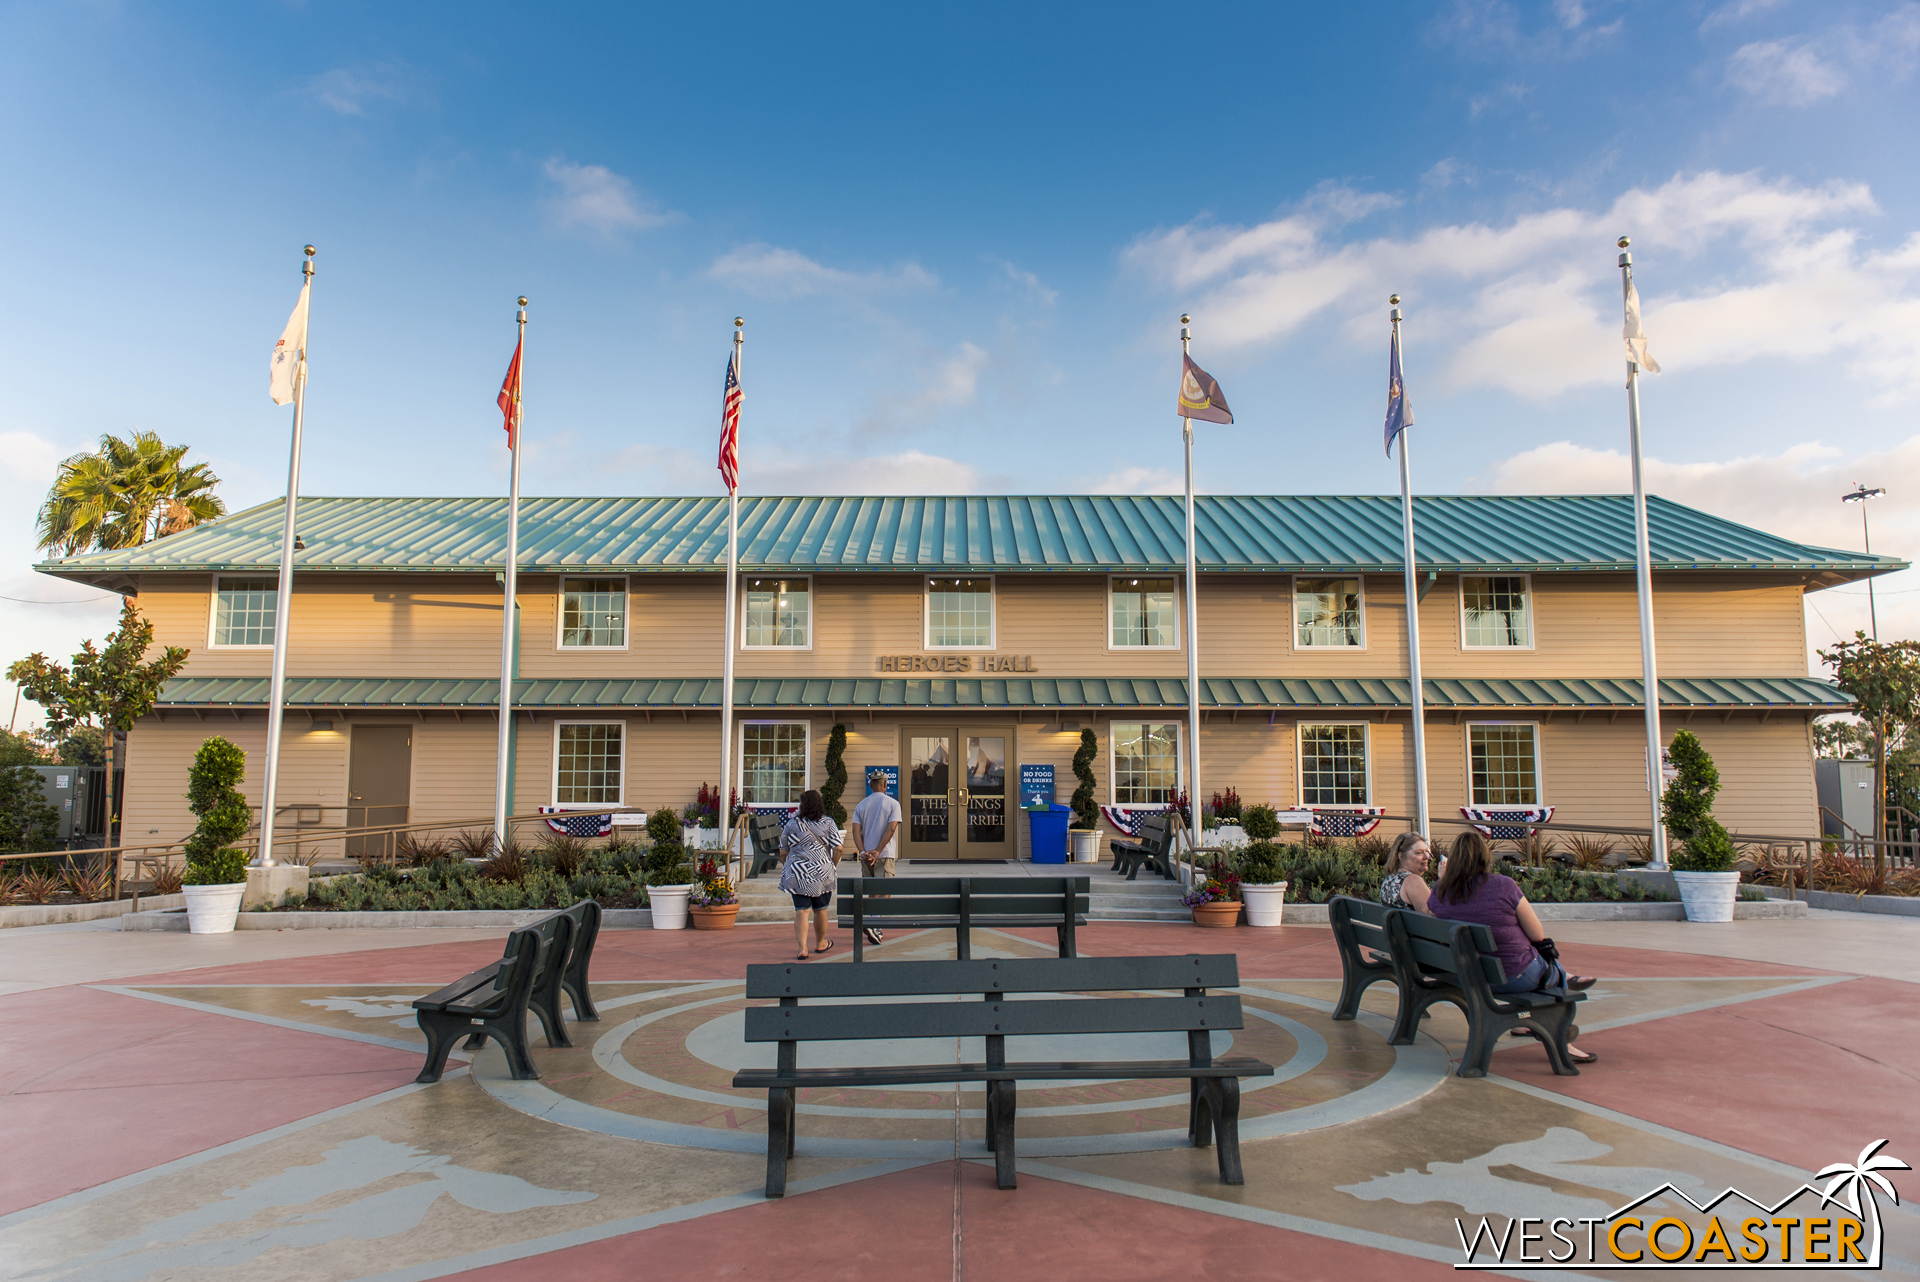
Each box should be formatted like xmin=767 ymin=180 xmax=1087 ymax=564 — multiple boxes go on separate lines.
xmin=814 ymin=940 xmax=835 ymax=956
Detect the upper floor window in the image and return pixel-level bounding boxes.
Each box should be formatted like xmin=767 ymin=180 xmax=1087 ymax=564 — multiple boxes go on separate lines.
xmin=1112 ymin=722 xmax=1180 ymax=805
xmin=1295 ymin=577 xmax=1363 ymax=648
xmin=560 ymin=577 xmax=627 ymax=649
xmin=1461 ymin=575 xmax=1531 ymax=648
xmin=554 ymin=722 xmax=623 ymax=806
xmin=212 ymin=576 xmax=277 ymax=647
xmin=1300 ymin=724 xmax=1369 ymax=806
xmin=926 ymin=577 xmax=994 ymax=648
xmin=744 ymin=577 xmax=810 ymax=648
xmin=1469 ymin=724 xmax=1541 ymax=806
xmin=741 ymin=722 xmax=809 ymax=805
xmin=1110 ymin=577 xmax=1177 ymax=648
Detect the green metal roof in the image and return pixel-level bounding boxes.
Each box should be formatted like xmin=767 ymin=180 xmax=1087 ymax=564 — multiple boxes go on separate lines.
xmin=39 ymin=494 xmax=1902 ymax=583
xmin=152 ymin=674 xmax=1850 ymax=710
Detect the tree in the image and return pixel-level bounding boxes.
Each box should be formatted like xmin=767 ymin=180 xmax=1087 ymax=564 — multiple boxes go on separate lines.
xmin=1818 ymin=632 xmax=1920 ymax=873
xmin=1070 ymin=729 xmax=1099 ymax=829
xmin=8 ymin=599 xmax=190 ymax=848
xmin=821 ymin=723 xmax=849 ymax=824
xmin=184 ymin=737 xmax=252 ymax=867
xmin=36 ymin=430 xmax=227 ymax=556
xmin=0 ymin=765 xmax=60 ymax=854
xmin=1661 ymin=730 xmax=1736 ymax=871
xmin=0 ymin=730 xmax=48 ymax=767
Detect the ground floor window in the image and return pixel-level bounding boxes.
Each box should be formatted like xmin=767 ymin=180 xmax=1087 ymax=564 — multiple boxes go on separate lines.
xmin=1468 ymin=723 xmax=1541 ymax=806
xmin=1112 ymin=722 xmax=1180 ymax=805
xmin=554 ymin=722 xmax=623 ymax=806
xmin=741 ymin=722 xmax=808 ymax=806
xmin=1300 ymin=724 xmax=1368 ymax=806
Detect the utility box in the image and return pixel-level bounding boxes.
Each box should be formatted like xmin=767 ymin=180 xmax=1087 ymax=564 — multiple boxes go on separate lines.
xmin=1815 ymin=758 xmax=1875 ymax=837
xmin=26 ymin=766 xmax=82 ymax=845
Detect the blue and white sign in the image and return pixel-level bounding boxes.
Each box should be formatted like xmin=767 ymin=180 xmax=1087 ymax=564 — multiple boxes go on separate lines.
xmin=1019 ymin=763 xmax=1055 ymax=808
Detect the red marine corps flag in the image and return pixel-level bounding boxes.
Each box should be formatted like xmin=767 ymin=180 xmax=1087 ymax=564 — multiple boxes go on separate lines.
xmin=498 ymin=332 xmax=524 ymax=450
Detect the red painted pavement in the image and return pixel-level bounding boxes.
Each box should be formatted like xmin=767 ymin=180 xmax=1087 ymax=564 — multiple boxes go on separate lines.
xmin=0 ymin=985 xmax=423 ymax=1216
xmin=1498 ymin=976 xmax=1920 ymax=1173
xmin=444 ymin=1161 xmax=1463 ymax=1282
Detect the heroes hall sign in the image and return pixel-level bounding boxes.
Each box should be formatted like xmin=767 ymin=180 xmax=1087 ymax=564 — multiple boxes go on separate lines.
xmin=877 ymin=655 xmax=1040 ymax=673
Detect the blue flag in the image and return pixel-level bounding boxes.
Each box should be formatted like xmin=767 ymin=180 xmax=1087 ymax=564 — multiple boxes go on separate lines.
xmin=1384 ymin=327 xmax=1412 ymax=457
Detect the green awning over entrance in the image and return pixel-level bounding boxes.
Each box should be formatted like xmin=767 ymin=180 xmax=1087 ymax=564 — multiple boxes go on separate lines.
xmin=152 ymin=674 xmax=1850 ymax=711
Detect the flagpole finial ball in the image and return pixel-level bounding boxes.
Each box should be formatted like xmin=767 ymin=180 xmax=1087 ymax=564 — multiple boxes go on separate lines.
xmin=1389 ymin=294 xmax=1400 ymax=306
xmin=1617 ymin=236 xmax=1630 ymax=249
xmin=303 ymin=245 xmax=316 ymax=257
xmin=518 ymin=296 xmax=529 ymax=307
xmin=1180 ymin=314 xmax=1191 ymax=325
xmin=735 ymin=317 xmax=744 ymax=328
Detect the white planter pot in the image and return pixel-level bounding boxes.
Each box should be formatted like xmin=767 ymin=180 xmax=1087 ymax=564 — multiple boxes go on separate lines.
xmin=181 ymin=882 xmax=247 ymax=934
xmin=1673 ymin=870 xmax=1741 ymax=923
xmin=1068 ymin=829 xmax=1103 ymax=862
xmin=648 ymin=885 xmax=693 ymax=930
xmin=1211 ymin=824 xmax=1247 ymax=847
xmin=682 ymin=826 xmax=723 ymax=850
xmin=1241 ymin=882 xmax=1288 ymax=927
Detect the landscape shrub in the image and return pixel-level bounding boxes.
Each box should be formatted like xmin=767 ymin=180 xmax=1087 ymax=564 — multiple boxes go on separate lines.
xmin=1663 ymin=730 xmax=1737 ymax=872
xmin=184 ymin=737 xmax=252 ymax=870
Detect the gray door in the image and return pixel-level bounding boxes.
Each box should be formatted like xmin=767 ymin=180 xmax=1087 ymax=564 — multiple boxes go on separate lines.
xmin=347 ymin=726 xmax=412 ymax=857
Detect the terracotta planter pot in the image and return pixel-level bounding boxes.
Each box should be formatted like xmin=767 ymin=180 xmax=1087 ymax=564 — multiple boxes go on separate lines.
xmin=1191 ymin=900 xmax=1242 ymax=928
xmin=689 ymin=903 xmax=740 ymax=930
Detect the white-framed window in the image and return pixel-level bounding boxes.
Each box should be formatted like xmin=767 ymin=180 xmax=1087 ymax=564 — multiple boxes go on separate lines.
xmin=559 ymin=576 xmax=628 ymax=649
xmin=925 ymin=576 xmax=995 ymax=649
xmin=1461 ymin=574 xmax=1532 ymax=649
xmin=742 ymin=576 xmax=811 ymax=649
xmin=1294 ymin=576 xmax=1365 ymax=648
xmin=740 ymin=721 xmax=810 ymax=806
xmin=1299 ymin=723 xmax=1370 ymax=807
xmin=1467 ymin=722 xmax=1543 ymax=806
xmin=1111 ymin=722 xmax=1181 ymax=805
xmin=210 ymin=576 xmax=278 ymax=648
xmin=552 ymin=721 xmax=624 ymax=807
xmin=1109 ymin=576 xmax=1179 ymax=649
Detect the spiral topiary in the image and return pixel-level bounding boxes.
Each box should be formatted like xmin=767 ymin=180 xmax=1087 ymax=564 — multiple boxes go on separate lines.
xmin=822 ymin=723 xmax=849 ymax=823
xmin=183 ymin=736 xmax=252 ymax=880
xmin=1662 ymin=730 xmax=1737 ymax=871
xmin=1070 ymin=728 xmax=1099 ymax=829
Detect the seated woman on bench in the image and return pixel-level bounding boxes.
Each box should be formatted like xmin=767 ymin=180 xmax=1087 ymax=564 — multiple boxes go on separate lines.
xmin=1430 ymin=831 xmax=1599 ymax=1064
xmin=779 ymin=789 xmax=844 ymax=961
xmin=1378 ymin=832 xmax=1433 ymax=912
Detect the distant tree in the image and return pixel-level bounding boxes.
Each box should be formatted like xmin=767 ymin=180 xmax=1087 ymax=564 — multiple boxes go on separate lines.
xmin=1812 ymin=717 xmax=1875 ymax=760
xmin=51 ymin=727 xmax=107 ymax=767
xmin=0 ymin=765 xmax=60 ymax=855
xmin=36 ymin=430 xmax=226 ymax=556
xmin=1819 ymin=633 xmax=1920 ymax=873
xmin=7 ymin=599 xmax=190 ymax=848
xmin=0 ymin=730 xmax=48 ymax=768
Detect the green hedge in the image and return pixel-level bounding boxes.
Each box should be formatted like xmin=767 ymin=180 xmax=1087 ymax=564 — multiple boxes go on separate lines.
xmin=1224 ymin=844 xmax=1681 ymax=905
xmin=294 ymin=840 xmax=652 ymax=912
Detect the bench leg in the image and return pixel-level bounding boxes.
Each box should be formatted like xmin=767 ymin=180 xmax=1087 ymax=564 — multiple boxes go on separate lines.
xmin=532 ymin=987 xmax=573 ymax=1050
xmin=1189 ymin=1078 xmax=1212 ymax=1148
xmin=487 ymin=1014 xmax=541 ymax=1081
xmin=414 ymin=1014 xmax=463 ymax=1084
xmin=765 ymin=1087 xmax=792 ymax=1198
xmin=1333 ymin=963 xmax=1389 ymax=1022
xmin=462 ymin=1031 xmax=486 ymax=1050
xmin=1523 ymin=1006 xmax=1582 ymax=1077
xmin=993 ymin=1081 xmax=1017 ymax=1190
xmin=1458 ymin=1009 xmax=1512 ymax=1079
xmin=984 ymin=1081 xmax=998 ymax=1152
xmin=1201 ymin=1078 xmax=1245 ymax=1185
xmin=563 ymin=975 xmax=601 ymax=1023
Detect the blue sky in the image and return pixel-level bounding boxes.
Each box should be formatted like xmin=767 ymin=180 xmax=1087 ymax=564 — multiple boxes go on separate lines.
xmin=4 ymin=0 xmax=1917 ymax=718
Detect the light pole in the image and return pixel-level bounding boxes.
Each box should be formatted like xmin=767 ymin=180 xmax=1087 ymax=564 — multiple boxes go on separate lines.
xmin=1841 ymin=483 xmax=1885 ymax=640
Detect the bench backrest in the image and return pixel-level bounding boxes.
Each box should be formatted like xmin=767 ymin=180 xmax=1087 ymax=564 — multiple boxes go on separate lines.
xmin=1329 ymin=895 xmax=1389 ymax=952
xmin=742 ymin=954 xmax=1244 ymax=1048
xmin=835 ymin=876 xmax=1089 ymax=920
xmin=1133 ymin=813 xmax=1172 ymax=852
xmin=746 ymin=952 xmax=1238 ymax=1000
xmin=525 ymin=910 xmax=574 ymax=997
xmin=750 ymin=813 xmax=784 ymax=856
xmin=558 ymin=898 xmax=601 ymax=975
xmin=1390 ymin=910 xmax=1505 ymax=986
xmin=483 ymin=926 xmax=543 ymax=1009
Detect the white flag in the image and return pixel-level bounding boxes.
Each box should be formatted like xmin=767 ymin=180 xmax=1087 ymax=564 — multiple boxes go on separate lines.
xmin=1623 ymin=277 xmax=1660 ymax=375
xmin=269 ymin=281 xmax=310 ymax=406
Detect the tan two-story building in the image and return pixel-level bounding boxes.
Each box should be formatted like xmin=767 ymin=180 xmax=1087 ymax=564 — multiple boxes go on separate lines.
xmin=37 ymin=494 xmax=1901 ymax=859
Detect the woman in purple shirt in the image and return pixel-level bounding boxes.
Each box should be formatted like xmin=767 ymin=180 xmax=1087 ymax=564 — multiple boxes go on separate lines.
xmin=1429 ymin=830 xmax=1599 ymax=1065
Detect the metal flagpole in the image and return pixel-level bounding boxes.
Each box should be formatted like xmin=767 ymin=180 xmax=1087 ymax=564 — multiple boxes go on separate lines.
xmin=1618 ymin=238 xmax=1668 ymax=868
xmin=256 ymin=244 xmax=315 ymax=869
xmin=493 ymin=297 xmax=527 ymax=851
xmin=1180 ymin=315 xmax=1203 ymax=883
xmin=717 ymin=319 xmax=743 ymax=845
xmin=1391 ymin=296 xmax=1430 ymax=836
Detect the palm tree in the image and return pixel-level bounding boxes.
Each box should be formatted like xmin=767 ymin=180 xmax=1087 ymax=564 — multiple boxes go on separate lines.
xmin=37 ymin=431 xmax=226 ymax=555
xmin=1817 ymin=1138 xmax=1910 ymax=1265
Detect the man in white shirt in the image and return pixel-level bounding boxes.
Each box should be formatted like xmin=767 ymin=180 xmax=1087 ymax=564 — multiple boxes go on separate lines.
xmin=848 ymin=770 xmax=902 ymax=945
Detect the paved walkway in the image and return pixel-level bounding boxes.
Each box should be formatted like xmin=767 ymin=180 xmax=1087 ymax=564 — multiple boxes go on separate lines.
xmin=1 ymin=910 xmax=1914 ymax=1279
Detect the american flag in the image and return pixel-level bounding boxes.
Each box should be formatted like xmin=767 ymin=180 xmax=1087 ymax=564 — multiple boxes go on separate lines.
xmin=539 ymin=807 xmax=614 ymax=837
xmin=719 ymin=349 xmax=742 ymax=491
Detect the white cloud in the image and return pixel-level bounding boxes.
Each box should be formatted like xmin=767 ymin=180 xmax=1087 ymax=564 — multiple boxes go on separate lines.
xmin=608 ymin=439 xmax=999 ymax=495
xmin=1430 ymin=0 xmax=1622 ymax=59
xmin=914 ymin=343 xmax=988 ymax=412
xmin=987 ymin=258 xmax=1058 ymax=306
xmin=1468 ymin=82 xmax=1532 ymax=118
xmin=1484 ymin=434 xmax=1920 ymax=656
xmin=1082 ymin=465 xmax=1184 ymax=495
xmin=543 ymin=159 xmax=676 ymax=238
xmin=1700 ymin=0 xmax=1791 ymax=33
xmin=305 ymin=63 xmax=428 ymax=116
xmin=1726 ymin=39 xmax=1848 ymax=104
xmin=709 ymin=244 xmax=937 ymax=299
xmin=1126 ymin=170 xmax=1920 ymax=402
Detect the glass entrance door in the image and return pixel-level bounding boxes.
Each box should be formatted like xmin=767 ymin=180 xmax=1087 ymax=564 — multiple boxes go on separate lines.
xmin=899 ymin=727 xmax=1015 ymax=859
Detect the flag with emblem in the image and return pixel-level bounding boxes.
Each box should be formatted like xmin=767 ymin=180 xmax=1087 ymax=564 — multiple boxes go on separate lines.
xmin=269 ymin=280 xmax=310 ymax=406
xmin=1177 ymin=354 xmax=1233 ymax=424
xmin=1623 ymin=277 xmax=1660 ymax=375
xmin=719 ymin=349 xmax=742 ymax=490
xmin=1384 ymin=323 xmax=1413 ymax=457
xmin=498 ymin=334 xmax=524 ymax=450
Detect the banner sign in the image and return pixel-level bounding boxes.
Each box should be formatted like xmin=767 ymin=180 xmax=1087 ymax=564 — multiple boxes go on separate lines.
xmin=1019 ymin=763 xmax=1055 ymax=808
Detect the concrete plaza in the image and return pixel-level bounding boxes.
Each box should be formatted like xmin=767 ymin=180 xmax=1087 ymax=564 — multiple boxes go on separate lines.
xmin=0 ymin=906 xmax=1914 ymax=1280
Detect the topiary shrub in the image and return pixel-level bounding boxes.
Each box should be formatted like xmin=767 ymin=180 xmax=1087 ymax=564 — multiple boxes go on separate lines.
xmin=1241 ymin=804 xmax=1280 ymax=842
xmin=184 ymin=848 xmax=249 ymax=886
xmin=646 ymin=807 xmax=681 ymax=845
xmin=1070 ymin=729 xmax=1099 ymax=829
xmin=1662 ymin=731 xmax=1737 ymax=872
xmin=821 ymin=723 xmax=849 ymax=823
xmin=1240 ymin=841 xmax=1286 ymax=885
xmin=184 ymin=737 xmax=252 ymax=874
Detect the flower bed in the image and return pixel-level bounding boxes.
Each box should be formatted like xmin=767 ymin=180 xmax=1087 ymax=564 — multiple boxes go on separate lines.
xmin=282 ymin=836 xmax=660 ymax=913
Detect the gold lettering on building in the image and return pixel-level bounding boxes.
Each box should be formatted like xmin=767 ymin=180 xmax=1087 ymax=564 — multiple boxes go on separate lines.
xmin=877 ymin=655 xmax=1038 ymax=673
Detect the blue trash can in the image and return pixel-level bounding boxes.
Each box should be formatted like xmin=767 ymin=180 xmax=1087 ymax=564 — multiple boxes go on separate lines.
xmin=1027 ymin=806 xmax=1069 ymax=863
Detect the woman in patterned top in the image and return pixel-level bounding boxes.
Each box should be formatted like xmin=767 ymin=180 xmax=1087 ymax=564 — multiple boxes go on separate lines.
xmin=779 ymin=789 xmax=845 ymax=961
xmin=1378 ymin=832 xmax=1433 ymax=913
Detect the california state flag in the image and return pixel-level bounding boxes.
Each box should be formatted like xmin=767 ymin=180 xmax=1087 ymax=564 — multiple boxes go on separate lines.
xmin=269 ymin=281 xmax=310 ymax=406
